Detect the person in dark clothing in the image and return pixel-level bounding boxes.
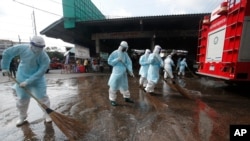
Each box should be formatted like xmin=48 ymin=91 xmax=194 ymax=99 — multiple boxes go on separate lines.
xmin=9 ymin=59 xmax=17 ymax=78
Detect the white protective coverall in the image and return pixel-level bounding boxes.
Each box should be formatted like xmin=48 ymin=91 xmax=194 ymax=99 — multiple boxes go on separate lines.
xmin=1 ymin=36 xmax=51 ymax=126
xmin=178 ymin=58 xmax=188 ymax=76
xmin=108 ymin=41 xmax=134 ymax=105
xmin=139 ymin=49 xmax=151 ymax=87
xmin=164 ymin=55 xmax=175 ymax=79
xmin=145 ymin=45 xmax=163 ymax=93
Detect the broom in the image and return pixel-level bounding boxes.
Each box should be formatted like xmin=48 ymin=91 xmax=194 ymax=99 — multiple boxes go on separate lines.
xmin=120 ymin=61 xmax=168 ymax=111
xmin=9 ymin=76 xmax=85 ymax=140
xmin=141 ymin=88 xmax=168 ymax=112
xmin=171 ymin=80 xmax=193 ymax=100
xmin=163 ymin=69 xmax=193 ymax=100
xmin=187 ymin=67 xmax=199 ymax=79
xmin=163 ymin=77 xmax=178 ymax=91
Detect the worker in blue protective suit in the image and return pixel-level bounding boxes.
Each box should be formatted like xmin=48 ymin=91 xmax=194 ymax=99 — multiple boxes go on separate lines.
xmin=176 ymin=57 xmax=182 ymax=71
xmin=144 ymin=45 xmax=164 ymax=93
xmin=107 ymin=41 xmax=135 ymax=106
xmin=164 ymin=54 xmax=175 ymax=79
xmin=139 ymin=49 xmax=151 ymax=88
xmin=178 ymin=58 xmax=188 ymax=78
xmin=1 ymin=35 xmax=52 ymax=126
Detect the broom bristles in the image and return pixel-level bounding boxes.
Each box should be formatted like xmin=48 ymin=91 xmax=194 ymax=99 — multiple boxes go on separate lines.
xmin=164 ymin=78 xmax=193 ymax=100
xmin=145 ymin=93 xmax=168 ymax=112
xmin=9 ymin=76 xmax=86 ymax=140
xmin=164 ymin=79 xmax=178 ymax=91
xmin=172 ymin=81 xmax=193 ymax=100
xmin=48 ymin=111 xmax=86 ymax=140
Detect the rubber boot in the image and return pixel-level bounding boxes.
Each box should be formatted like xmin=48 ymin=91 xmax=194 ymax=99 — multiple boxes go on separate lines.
xmin=39 ymin=96 xmax=52 ymax=123
xmin=124 ymin=98 xmax=134 ymax=103
xmin=44 ymin=114 xmax=52 ymax=123
xmin=16 ymin=98 xmax=30 ymax=127
xmin=110 ymin=101 xmax=117 ymax=106
xmin=16 ymin=115 xmax=28 ymax=127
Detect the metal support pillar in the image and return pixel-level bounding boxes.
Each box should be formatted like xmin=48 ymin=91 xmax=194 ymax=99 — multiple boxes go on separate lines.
xmin=95 ymin=39 xmax=100 ymax=54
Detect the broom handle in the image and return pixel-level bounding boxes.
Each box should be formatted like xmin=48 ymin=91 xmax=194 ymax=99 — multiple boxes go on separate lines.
xmin=120 ymin=60 xmax=135 ymax=77
xmin=187 ymin=66 xmax=198 ymax=78
xmin=164 ymin=68 xmax=176 ymax=82
xmin=9 ymin=76 xmax=47 ymax=109
xmin=164 ymin=68 xmax=193 ymax=99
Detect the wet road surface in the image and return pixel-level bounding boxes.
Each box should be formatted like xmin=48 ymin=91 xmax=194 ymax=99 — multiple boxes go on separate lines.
xmin=0 ymin=70 xmax=250 ymax=141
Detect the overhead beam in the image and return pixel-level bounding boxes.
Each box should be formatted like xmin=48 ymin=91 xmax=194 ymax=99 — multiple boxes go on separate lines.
xmin=91 ymin=30 xmax=198 ymax=40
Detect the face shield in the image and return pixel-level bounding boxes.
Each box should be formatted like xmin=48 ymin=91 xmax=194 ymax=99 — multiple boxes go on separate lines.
xmin=119 ymin=41 xmax=129 ymax=52
xmin=158 ymin=48 xmax=162 ymax=54
xmin=30 ymin=42 xmax=44 ymax=54
xmin=121 ymin=46 xmax=127 ymax=52
xmin=30 ymin=36 xmax=45 ymax=54
xmin=153 ymin=45 xmax=162 ymax=54
xmin=145 ymin=49 xmax=151 ymax=56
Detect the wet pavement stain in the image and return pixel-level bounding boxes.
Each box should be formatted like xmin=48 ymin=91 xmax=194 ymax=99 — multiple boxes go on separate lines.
xmin=0 ymin=70 xmax=250 ymax=141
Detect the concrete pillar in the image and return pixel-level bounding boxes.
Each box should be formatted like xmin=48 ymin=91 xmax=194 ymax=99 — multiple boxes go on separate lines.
xmin=95 ymin=39 xmax=100 ymax=54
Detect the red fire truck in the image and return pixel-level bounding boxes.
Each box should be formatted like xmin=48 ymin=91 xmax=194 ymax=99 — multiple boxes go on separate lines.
xmin=196 ymin=0 xmax=250 ymax=84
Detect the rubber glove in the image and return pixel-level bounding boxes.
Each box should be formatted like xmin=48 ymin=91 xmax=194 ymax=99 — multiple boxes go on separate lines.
xmin=19 ymin=82 xmax=28 ymax=88
xmin=129 ymin=71 xmax=135 ymax=77
xmin=2 ymin=70 xmax=10 ymax=76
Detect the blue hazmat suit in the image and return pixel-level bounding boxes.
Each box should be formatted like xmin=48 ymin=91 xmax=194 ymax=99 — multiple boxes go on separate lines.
xmin=1 ymin=44 xmax=50 ymax=99
xmin=108 ymin=43 xmax=133 ymax=101
xmin=1 ymin=36 xmax=52 ymax=126
xmin=176 ymin=57 xmax=182 ymax=70
xmin=145 ymin=45 xmax=163 ymax=93
xmin=139 ymin=49 xmax=151 ymax=87
xmin=178 ymin=58 xmax=188 ymax=76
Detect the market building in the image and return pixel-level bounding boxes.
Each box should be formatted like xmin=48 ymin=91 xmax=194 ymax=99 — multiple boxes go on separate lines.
xmin=40 ymin=0 xmax=207 ymax=64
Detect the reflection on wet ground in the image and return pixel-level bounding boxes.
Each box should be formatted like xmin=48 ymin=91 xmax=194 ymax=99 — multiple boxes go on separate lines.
xmin=0 ymin=70 xmax=250 ymax=141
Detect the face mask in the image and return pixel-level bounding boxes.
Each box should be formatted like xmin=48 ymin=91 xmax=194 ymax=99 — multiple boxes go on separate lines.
xmin=31 ymin=46 xmax=43 ymax=54
xmin=158 ymin=49 xmax=162 ymax=54
xmin=122 ymin=48 xmax=127 ymax=52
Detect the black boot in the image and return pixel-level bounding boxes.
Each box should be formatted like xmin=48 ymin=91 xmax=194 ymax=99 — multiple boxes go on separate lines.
xmin=110 ymin=101 xmax=117 ymax=106
xmin=124 ymin=98 xmax=134 ymax=103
